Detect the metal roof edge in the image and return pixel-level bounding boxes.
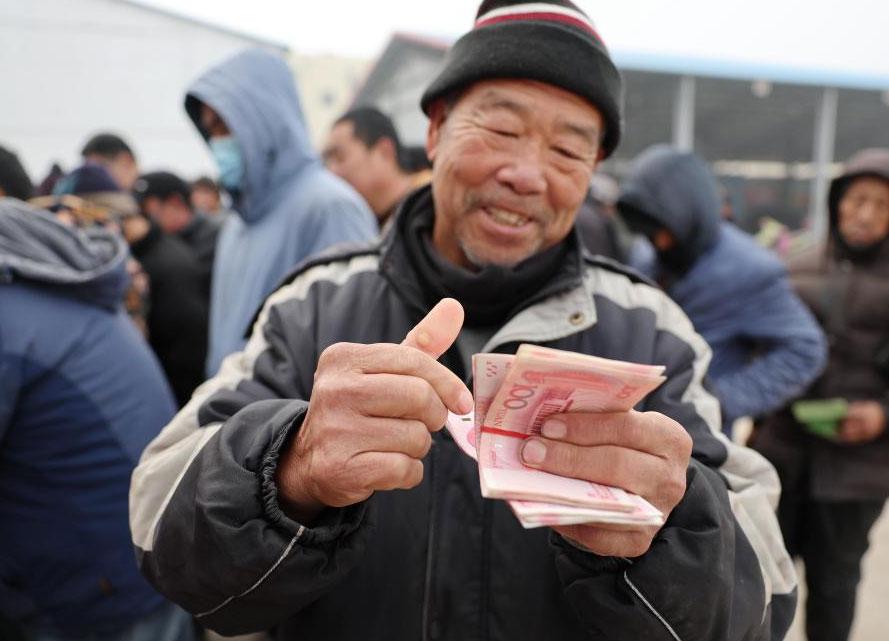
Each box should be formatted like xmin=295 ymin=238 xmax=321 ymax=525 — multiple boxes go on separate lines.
xmin=389 ymin=31 xmax=450 ymax=52
xmin=613 ymin=51 xmax=889 ymax=91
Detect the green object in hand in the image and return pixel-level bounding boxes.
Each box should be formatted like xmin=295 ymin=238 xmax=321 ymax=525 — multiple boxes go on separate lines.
xmin=791 ymin=398 xmax=849 ymax=438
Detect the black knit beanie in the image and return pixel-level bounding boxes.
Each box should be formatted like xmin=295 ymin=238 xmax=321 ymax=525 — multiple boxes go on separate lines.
xmin=421 ymin=0 xmax=623 ymax=158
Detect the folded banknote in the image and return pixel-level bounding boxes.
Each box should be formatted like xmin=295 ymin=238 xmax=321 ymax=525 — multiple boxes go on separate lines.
xmin=443 ymin=345 xmax=667 ymax=529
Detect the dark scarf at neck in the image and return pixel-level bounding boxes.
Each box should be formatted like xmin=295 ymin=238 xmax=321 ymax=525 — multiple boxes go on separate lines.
xmin=398 ymin=187 xmax=577 ymax=327
xmin=830 ymin=230 xmax=889 ymax=266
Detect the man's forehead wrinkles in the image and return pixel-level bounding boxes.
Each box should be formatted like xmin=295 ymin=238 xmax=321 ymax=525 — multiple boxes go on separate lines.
xmin=468 ymin=86 xmax=599 ymax=142
xmin=473 ymin=89 xmax=532 ymax=115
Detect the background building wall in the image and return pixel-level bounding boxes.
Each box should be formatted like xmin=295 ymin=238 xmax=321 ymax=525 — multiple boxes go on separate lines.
xmin=0 ymin=0 xmax=285 ymax=183
xmin=291 ymin=53 xmax=371 ymax=150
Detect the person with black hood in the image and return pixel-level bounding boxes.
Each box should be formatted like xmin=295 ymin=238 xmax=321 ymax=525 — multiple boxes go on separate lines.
xmin=617 ymin=145 xmax=827 ymax=434
xmin=0 ymin=198 xmax=193 ymax=640
xmin=753 ymin=148 xmax=889 ymax=641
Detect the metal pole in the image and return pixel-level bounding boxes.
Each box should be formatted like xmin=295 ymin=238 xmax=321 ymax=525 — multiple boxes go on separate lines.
xmin=809 ymin=88 xmax=838 ymax=241
xmin=673 ymin=76 xmax=696 ymax=151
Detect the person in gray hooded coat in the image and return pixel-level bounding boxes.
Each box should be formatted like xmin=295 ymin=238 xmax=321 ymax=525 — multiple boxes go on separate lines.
xmin=185 ymin=48 xmax=377 ymax=376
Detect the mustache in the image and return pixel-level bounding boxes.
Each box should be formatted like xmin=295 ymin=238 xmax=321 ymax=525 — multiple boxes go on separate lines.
xmin=464 ymin=191 xmax=550 ymax=222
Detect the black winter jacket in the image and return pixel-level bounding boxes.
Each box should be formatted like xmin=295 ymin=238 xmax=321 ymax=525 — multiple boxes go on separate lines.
xmin=130 ymin=222 xmax=209 ymax=406
xmin=130 ymin=189 xmax=796 ymax=640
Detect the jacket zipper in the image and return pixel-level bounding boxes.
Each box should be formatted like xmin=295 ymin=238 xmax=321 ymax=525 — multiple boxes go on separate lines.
xmin=422 ymin=347 xmax=469 ymax=640
xmin=621 ymin=564 xmax=683 ymax=641
xmin=479 ymin=498 xmax=492 ymax=640
xmin=421 ymin=441 xmax=437 ymax=641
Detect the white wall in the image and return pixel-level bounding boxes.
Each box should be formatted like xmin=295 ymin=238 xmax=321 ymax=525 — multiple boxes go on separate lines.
xmin=0 ymin=0 xmax=282 ymax=184
xmin=292 ymin=53 xmax=371 ymax=150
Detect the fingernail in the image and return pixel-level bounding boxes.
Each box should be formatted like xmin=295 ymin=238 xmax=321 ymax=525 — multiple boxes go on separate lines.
xmin=459 ymin=389 xmax=474 ymax=414
xmin=522 ymin=439 xmax=547 ymax=465
xmin=542 ymin=419 xmax=566 ymax=439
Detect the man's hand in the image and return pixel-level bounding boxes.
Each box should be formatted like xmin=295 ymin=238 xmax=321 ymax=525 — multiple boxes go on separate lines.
xmin=276 ymin=298 xmax=472 ymax=524
xmin=839 ymin=401 xmax=887 ymax=444
xmin=520 ymin=410 xmax=693 ymax=557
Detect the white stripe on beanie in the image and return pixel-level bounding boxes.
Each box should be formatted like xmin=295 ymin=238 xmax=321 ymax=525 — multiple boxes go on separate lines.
xmin=474 ymin=2 xmax=598 ymax=33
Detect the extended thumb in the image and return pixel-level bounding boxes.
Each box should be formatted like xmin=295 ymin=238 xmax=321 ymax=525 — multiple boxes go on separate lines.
xmin=401 ymin=298 xmax=465 ymax=359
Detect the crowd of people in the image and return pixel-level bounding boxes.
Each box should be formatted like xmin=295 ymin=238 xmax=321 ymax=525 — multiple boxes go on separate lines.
xmin=1 ymin=1 xmax=888 ymax=640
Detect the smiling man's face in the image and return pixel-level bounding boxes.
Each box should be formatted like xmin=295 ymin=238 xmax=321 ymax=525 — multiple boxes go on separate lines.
xmin=425 ymin=79 xmax=603 ymax=269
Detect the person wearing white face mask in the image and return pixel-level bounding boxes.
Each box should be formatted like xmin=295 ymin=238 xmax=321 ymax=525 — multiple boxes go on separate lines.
xmin=206 ymin=134 xmax=244 ymax=196
xmin=185 ymin=49 xmax=378 ymax=377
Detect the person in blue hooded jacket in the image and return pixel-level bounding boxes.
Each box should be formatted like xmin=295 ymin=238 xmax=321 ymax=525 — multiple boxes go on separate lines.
xmin=617 ymin=145 xmax=827 ymax=434
xmin=0 ymin=198 xmax=193 ymax=640
xmin=184 ymin=48 xmax=378 ymax=376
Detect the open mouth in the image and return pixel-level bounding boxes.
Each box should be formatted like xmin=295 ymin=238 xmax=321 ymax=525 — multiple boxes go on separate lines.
xmin=484 ymin=206 xmax=533 ymax=228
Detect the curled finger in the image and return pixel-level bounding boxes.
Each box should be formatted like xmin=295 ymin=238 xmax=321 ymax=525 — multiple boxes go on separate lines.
xmin=351 ymin=451 xmax=426 ymax=493
xmin=356 ymin=343 xmax=472 ymax=415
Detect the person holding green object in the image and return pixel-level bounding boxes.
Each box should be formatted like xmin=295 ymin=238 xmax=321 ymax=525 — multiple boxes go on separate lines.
xmin=791 ymin=398 xmax=849 ymax=439
xmin=754 ymin=148 xmax=889 ymax=641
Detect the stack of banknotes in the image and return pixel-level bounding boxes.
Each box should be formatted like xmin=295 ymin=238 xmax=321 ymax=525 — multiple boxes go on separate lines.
xmin=444 ymin=344 xmax=667 ymax=529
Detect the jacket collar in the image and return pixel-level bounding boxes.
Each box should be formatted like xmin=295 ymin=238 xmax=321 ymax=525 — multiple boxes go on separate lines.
xmin=378 ymin=184 xmax=594 ymax=344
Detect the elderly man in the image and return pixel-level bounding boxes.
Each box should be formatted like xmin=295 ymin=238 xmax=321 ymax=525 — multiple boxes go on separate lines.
xmin=754 ymin=148 xmax=889 ymax=641
xmin=130 ymin=2 xmax=795 ymax=639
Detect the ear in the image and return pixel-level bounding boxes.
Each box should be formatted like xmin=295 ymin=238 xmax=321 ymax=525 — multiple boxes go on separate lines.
xmin=425 ymin=100 xmax=448 ymax=163
xmin=593 ymin=148 xmax=605 ymax=170
xmin=374 ymin=137 xmax=398 ymax=163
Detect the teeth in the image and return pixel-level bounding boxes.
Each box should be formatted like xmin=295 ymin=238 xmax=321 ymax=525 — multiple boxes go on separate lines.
xmin=487 ymin=207 xmax=529 ymax=227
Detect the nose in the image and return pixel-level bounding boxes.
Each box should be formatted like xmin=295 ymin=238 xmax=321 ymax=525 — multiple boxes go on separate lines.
xmin=858 ymin=199 xmax=881 ymax=222
xmin=495 ymin=147 xmax=547 ymax=195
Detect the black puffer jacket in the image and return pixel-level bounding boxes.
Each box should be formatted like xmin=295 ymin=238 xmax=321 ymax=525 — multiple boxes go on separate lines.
xmin=130 ymin=188 xmax=796 ymax=640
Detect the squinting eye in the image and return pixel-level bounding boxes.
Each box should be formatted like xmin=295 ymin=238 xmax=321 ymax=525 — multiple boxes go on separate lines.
xmin=487 ymin=127 xmax=519 ymax=138
xmin=554 ymin=147 xmax=583 ymax=161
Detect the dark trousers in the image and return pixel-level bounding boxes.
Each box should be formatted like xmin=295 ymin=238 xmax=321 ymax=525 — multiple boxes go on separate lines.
xmin=778 ymin=495 xmax=884 ymax=641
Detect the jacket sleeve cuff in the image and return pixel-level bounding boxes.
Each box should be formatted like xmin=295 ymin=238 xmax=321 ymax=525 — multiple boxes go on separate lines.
xmin=260 ymin=405 xmax=369 ymax=546
xmin=549 ymin=532 xmax=632 ymax=574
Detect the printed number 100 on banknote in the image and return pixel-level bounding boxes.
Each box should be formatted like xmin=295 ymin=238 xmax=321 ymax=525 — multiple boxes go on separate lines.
xmin=475 ymin=345 xmax=665 ymax=509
